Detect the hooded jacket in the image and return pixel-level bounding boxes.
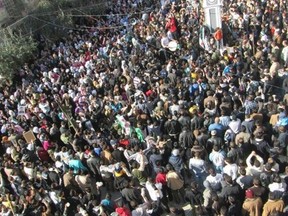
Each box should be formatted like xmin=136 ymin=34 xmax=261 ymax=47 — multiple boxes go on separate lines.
xmin=169 ymin=154 xmax=183 ymax=173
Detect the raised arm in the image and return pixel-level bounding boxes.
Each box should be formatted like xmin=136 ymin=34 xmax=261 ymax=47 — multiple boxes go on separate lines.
xmin=138 ymin=152 xmax=145 ymax=172
xmin=246 ymin=151 xmax=254 ymax=168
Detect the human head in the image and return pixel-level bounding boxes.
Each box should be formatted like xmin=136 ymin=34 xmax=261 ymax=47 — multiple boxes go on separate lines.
xmin=273 ymin=175 xmax=281 ymax=183
xmin=239 ymin=167 xmax=246 ymax=176
xmin=211 ymin=130 xmax=217 ymax=136
xmin=254 ymin=159 xmax=261 ymax=168
xmin=268 ymin=192 xmax=277 ymax=200
xmin=253 ymin=177 xmax=261 ymax=186
xmin=166 ymin=164 xmax=173 ymax=171
xmin=209 ymin=167 xmax=216 ymax=176
xmin=213 ymin=144 xmax=220 ymax=152
xmin=224 ymin=174 xmax=233 ymax=185
xmin=245 ymin=189 xmax=254 ymax=199
xmin=171 ymin=149 xmax=179 ymax=157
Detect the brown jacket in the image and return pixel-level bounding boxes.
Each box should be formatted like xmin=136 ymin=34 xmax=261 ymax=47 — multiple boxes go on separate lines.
xmin=166 ymin=171 xmax=184 ymax=190
xmin=204 ymin=96 xmax=216 ymax=109
xmin=63 ymin=171 xmax=78 ymax=189
xmin=242 ymin=197 xmax=263 ymax=216
xmin=262 ymin=199 xmax=284 ymax=216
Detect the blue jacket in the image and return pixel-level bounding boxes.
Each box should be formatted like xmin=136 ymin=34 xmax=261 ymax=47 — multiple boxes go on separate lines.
xmin=169 ymin=155 xmax=183 ymax=173
xmin=69 ymin=159 xmax=88 ymax=173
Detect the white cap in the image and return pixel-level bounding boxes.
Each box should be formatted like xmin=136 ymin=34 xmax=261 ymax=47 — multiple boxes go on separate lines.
xmin=91 ymin=90 xmax=97 ymax=95
xmin=211 ymin=130 xmax=217 ymax=136
xmin=172 ymin=149 xmax=179 ymax=156
xmin=33 ymin=127 xmax=39 ymax=134
xmin=20 ymin=99 xmax=26 ymax=105
xmin=79 ymin=66 xmax=85 ymax=72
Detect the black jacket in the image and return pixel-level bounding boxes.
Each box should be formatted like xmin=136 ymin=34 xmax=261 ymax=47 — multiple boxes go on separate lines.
xmin=220 ymin=182 xmax=243 ymax=202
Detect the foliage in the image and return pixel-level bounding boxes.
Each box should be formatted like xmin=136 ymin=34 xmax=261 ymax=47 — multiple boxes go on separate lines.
xmin=11 ymin=0 xmax=107 ymax=40
xmin=0 ymin=29 xmax=37 ymax=80
xmin=0 ymin=0 xmax=106 ymax=80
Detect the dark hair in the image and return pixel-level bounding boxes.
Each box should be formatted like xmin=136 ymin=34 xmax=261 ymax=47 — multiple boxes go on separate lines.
xmin=273 ymin=175 xmax=281 ymax=183
xmin=220 ymin=206 xmax=227 ymax=215
xmin=225 ymin=157 xmax=233 ymax=164
xmin=105 ymin=193 xmax=111 ymax=199
xmin=269 ymin=192 xmax=276 ymax=200
xmin=213 ymin=144 xmax=220 ymax=151
xmin=254 ymin=159 xmax=261 ymax=167
xmin=269 ymin=211 xmax=281 ymax=216
xmin=130 ymin=201 xmax=137 ymax=209
xmin=117 ymin=200 xmax=124 ymax=207
xmin=224 ymin=174 xmax=233 ymax=184
xmin=131 ymin=161 xmax=138 ymax=169
xmin=253 ymin=177 xmax=261 ymax=186
xmin=123 ymin=181 xmax=129 ymax=188
xmin=151 ymin=148 xmax=158 ymax=154
xmin=166 ymin=164 xmax=173 ymax=171
xmin=239 ymin=168 xmax=246 ymax=176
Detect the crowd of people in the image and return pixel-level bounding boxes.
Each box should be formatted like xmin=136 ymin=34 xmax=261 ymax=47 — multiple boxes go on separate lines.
xmin=0 ymin=0 xmax=288 ymax=215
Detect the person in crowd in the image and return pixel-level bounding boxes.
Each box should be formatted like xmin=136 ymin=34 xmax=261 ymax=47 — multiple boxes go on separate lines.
xmin=166 ymin=164 xmax=184 ymax=204
xmin=209 ymin=144 xmax=226 ymax=173
xmin=189 ymin=151 xmax=207 ymax=184
xmin=246 ymin=151 xmax=264 ymax=178
xmin=242 ymin=189 xmax=263 ymax=216
xmin=262 ymin=192 xmax=285 ymax=216
xmin=0 ymin=0 xmax=288 ymax=215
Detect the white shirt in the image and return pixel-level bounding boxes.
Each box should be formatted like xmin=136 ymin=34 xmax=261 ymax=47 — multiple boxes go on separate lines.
xmin=169 ymin=104 xmax=180 ymax=116
xmin=99 ymin=164 xmax=114 ymax=177
xmin=39 ymin=101 xmax=50 ymax=114
xmin=55 ymin=160 xmax=64 ymax=170
xmin=189 ymin=158 xmax=206 ymax=174
xmin=206 ymin=173 xmax=223 ymax=190
xmin=268 ymin=182 xmax=287 ymax=193
xmin=27 ymin=143 xmax=35 ymax=151
xmin=228 ymin=119 xmax=241 ymax=134
xmin=132 ymin=203 xmax=150 ymax=216
xmin=246 ymin=153 xmax=264 ymax=177
xmin=128 ymin=152 xmax=149 ymax=166
xmin=281 ymin=46 xmax=288 ymax=63
xmin=59 ymin=151 xmax=71 ymax=165
xmin=145 ymin=182 xmax=163 ymax=201
xmin=271 ymin=163 xmax=280 ymax=173
xmin=24 ymin=167 xmax=35 ymax=180
xmin=49 ymin=191 xmax=61 ymax=204
xmin=209 ymin=150 xmax=225 ymax=167
xmin=6 ymin=147 xmax=12 ymax=155
xmin=161 ymin=36 xmax=169 ymax=48
xmin=223 ymin=163 xmax=238 ymax=180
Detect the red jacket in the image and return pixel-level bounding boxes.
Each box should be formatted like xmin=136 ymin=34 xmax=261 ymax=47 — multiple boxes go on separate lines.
xmin=166 ymin=17 xmax=178 ymax=33
xmin=37 ymin=148 xmax=50 ymax=161
xmin=156 ymin=172 xmax=167 ymax=185
xmin=115 ymin=207 xmax=131 ymax=216
xmin=214 ymin=29 xmax=223 ymax=41
xmin=119 ymin=138 xmax=130 ymax=147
